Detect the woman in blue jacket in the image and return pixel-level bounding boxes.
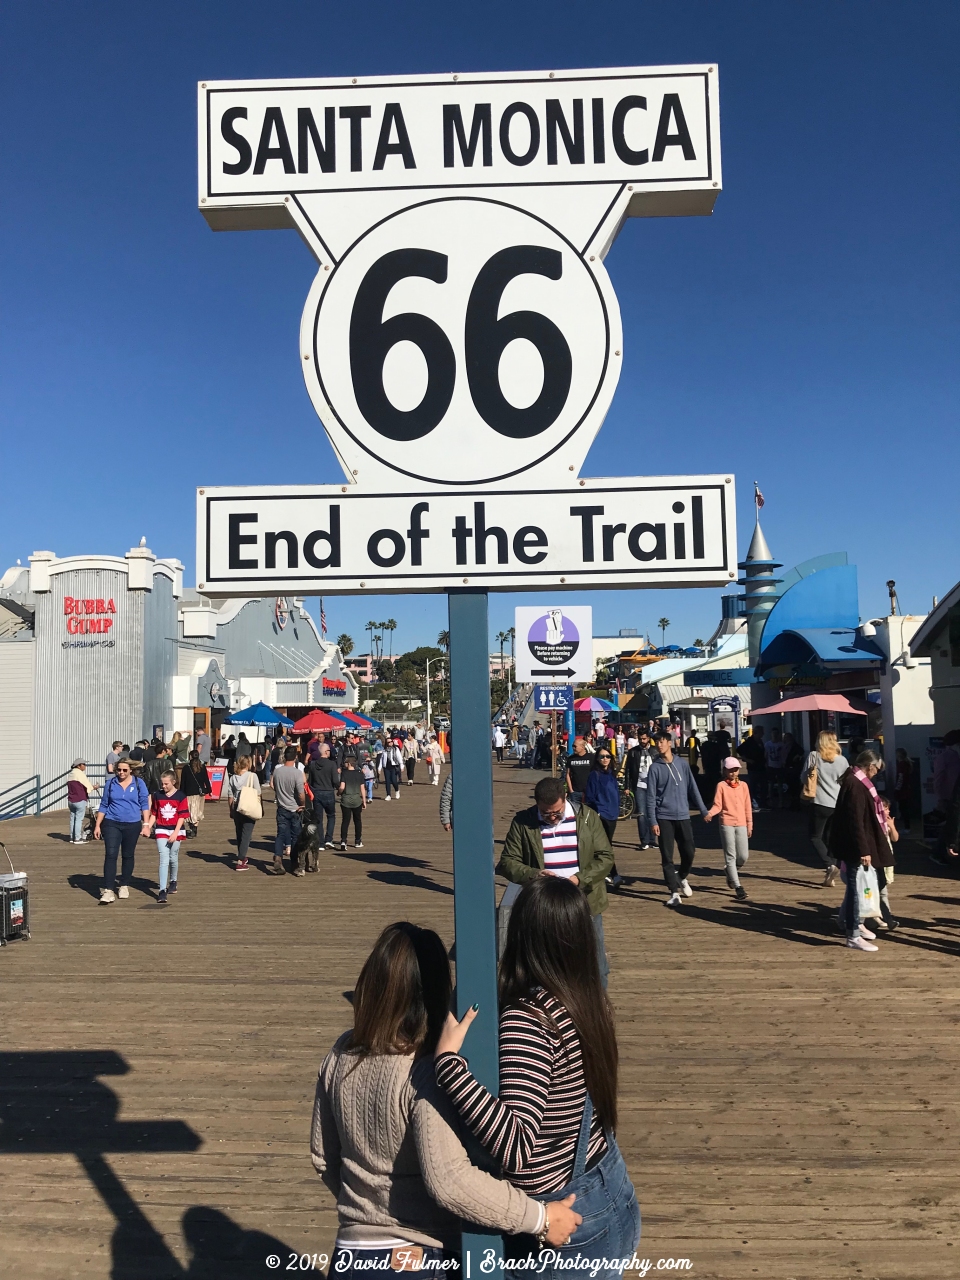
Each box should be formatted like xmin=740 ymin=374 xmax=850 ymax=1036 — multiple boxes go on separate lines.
xmin=584 ymin=748 xmax=623 ymax=890
xmin=93 ymin=759 xmax=151 ymax=905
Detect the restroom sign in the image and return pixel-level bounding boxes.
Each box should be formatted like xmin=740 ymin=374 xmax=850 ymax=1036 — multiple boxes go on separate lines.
xmin=196 ymin=64 xmax=736 ymax=593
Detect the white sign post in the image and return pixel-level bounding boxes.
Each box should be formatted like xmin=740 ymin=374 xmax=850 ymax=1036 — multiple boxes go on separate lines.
xmin=195 ymin=64 xmax=733 ymax=593
xmin=195 ymin=68 xmax=730 ymax=1260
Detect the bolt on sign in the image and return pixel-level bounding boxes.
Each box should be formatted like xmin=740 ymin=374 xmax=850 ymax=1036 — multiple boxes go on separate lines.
xmin=196 ymin=65 xmax=736 ymax=594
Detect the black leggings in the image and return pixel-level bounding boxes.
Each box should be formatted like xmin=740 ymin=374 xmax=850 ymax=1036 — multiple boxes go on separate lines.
xmin=405 ymin=758 xmax=416 ymax=781
xmin=340 ymin=806 xmax=362 ymax=844
xmin=809 ymin=804 xmax=836 ymax=868
xmin=601 ymin=816 xmax=619 ymax=878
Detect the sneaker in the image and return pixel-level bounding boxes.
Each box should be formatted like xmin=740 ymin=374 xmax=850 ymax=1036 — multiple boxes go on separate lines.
xmin=157 ymin=890 xmax=167 ymax=904
xmin=680 ymin=879 xmax=693 ymax=898
xmin=735 ymin=886 xmax=748 ymax=901
xmin=235 ymin=858 xmax=249 ymax=871
xmin=117 ymin=885 xmax=129 ymax=899
xmin=293 ymin=868 xmax=306 ymax=877
xmin=339 ymin=841 xmax=347 ymax=851
xmin=385 ymin=796 xmax=391 ymax=802
xmin=324 ymin=841 xmax=335 ymax=849
xmin=874 ymin=918 xmax=888 ymax=929
xmin=272 ymin=856 xmax=286 ymax=876
xmin=821 ymin=866 xmax=839 ymax=888
xmin=751 ymin=799 xmax=760 ymax=812
xmin=664 ymin=892 xmax=682 ymax=908
xmin=605 ymin=873 xmax=624 ymax=891
xmin=846 ymin=936 xmax=878 ymax=951
xmin=99 ymin=888 xmax=116 ymax=905
xmin=354 ymin=842 xmax=364 ymax=849
xmin=640 ymin=843 xmax=653 ymax=851
xmin=859 ymin=924 xmax=877 ymax=940
xmin=168 ymin=880 xmax=177 ymax=894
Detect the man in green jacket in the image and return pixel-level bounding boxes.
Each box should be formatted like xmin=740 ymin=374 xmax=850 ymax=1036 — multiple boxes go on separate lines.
xmin=500 ymin=776 xmax=615 ymax=986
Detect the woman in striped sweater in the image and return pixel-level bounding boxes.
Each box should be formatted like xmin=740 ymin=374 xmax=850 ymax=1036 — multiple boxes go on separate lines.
xmin=435 ymin=877 xmax=640 ymax=1275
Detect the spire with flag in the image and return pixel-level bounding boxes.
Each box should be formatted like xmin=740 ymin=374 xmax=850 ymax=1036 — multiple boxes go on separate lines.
xmin=320 ymin=598 xmax=327 ymax=637
xmin=753 ymin=481 xmax=765 ymax=515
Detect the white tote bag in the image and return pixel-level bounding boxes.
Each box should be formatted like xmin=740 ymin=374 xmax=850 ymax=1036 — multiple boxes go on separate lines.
xmin=235 ymin=773 xmax=262 ymax=820
xmin=856 ymin=863 xmax=882 ymax=918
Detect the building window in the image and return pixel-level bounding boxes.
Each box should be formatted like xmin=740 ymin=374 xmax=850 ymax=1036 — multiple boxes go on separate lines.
xmin=276 ymin=681 xmax=310 ymax=702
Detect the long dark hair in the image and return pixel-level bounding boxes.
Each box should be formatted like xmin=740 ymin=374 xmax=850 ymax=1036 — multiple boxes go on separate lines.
xmin=347 ymin=922 xmax=451 ymax=1062
xmin=499 ymin=877 xmax=618 ymax=1132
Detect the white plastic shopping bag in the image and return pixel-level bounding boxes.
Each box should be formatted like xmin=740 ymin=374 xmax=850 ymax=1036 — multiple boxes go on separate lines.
xmin=856 ymin=863 xmax=882 ymax=918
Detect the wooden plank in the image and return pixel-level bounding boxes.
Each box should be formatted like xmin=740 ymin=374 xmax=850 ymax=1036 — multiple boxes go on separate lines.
xmin=0 ymin=764 xmax=958 ymax=1278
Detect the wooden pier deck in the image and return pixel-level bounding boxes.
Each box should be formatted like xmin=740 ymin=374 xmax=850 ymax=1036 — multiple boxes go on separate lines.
xmin=1 ymin=762 xmax=958 ymax=1279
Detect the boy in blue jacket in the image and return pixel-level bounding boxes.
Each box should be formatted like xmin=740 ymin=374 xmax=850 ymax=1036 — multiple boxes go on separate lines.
xmin=645 ymin=729 xmax=709 ymax=907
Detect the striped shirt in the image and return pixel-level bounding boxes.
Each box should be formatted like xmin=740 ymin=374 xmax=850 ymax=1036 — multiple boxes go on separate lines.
xmin=539 ymin=802 xmax=579 ymax=878
xmin=435 ymin=988 xmax=607 ymax=1195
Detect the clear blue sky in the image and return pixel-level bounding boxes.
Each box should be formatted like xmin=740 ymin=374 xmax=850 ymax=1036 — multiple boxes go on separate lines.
xmin=1 ymin=2 xmax=956 ymax=655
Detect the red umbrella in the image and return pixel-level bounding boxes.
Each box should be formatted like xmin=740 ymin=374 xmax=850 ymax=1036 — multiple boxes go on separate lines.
xmin=747 ymin=693 xmax=868 ymax=717
xmin=292 ymin=709 xmax=347 ymax=732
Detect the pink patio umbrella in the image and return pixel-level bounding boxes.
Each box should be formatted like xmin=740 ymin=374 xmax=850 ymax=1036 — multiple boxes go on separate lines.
xmin=746 ymin=693 xmax=868 ymax=717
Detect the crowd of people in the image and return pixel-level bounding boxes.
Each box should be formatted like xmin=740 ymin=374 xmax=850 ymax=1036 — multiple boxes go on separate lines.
xmin=83 ymin=723 xmax=447 ymax=903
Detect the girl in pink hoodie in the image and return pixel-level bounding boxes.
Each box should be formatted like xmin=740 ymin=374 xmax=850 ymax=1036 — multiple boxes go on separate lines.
xmin=705 ymin=758 xmax=753 ymax=900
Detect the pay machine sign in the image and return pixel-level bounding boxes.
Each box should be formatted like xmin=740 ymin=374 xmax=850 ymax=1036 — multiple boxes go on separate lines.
xmin=515 ymin=606 xmax=594 ymax=684
xmin=197 ymin=66 xmax=736 ymax=594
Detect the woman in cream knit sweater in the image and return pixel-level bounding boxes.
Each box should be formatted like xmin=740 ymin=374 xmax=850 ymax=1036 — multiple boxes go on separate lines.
xmin=311 ymin=922 xmax=580 ymax=1274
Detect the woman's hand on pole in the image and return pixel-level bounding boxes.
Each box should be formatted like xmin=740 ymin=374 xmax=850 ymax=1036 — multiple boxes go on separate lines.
xmin=435 ymin=1006 xmax=479 ymax=1057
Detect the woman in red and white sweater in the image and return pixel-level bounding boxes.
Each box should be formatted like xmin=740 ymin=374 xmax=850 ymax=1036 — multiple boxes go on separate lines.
xmin=705 ymin=757 xmax=753 ymax=900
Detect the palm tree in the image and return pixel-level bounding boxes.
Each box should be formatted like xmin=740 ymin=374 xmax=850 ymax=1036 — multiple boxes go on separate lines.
xmin=384 ymin=619 xmax=397 ymax=659
xmin=365 ymin=620 xmax=378 ymax=659
xmin=508 ymin=625 xmax=515 ymax=674
xmin=658 ymin=616 xmax=671 ymax=646
xmin=336 ymin=633 xmax=354 ymax=657
xmin=437 ymin=629 xmax=450 ymax=652
xmin=693 ymin=638 xmax=705 ymax=649
xmin=496 ymin=630 xmax=509 ymax=680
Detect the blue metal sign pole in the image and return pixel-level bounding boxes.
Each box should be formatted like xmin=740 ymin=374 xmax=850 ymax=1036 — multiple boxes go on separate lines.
xmin=447 ymin=589 xmax=501 ymax=1267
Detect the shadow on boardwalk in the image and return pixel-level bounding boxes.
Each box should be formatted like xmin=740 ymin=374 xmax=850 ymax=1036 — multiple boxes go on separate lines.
xmin=0 ymin=1050 xmax=296 ymax=1279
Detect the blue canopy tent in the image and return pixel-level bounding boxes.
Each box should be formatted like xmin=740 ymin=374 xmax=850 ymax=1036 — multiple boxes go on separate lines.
xmin=223 ymin=701 xmax=293 ymax=727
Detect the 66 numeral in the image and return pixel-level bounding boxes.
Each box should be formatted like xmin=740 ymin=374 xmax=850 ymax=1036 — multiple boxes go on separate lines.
xmin=348 ymin=245 xmax=573 ymax=442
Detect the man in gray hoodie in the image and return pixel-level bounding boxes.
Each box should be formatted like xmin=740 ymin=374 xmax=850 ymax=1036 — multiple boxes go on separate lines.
xmin=645 ymin=728 xmax=709 ymax=908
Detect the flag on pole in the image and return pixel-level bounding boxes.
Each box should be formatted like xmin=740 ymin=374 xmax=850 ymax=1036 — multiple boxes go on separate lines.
xmin=320 ymin=598 xmax=327 ymax=637
xmin=754 ymin=482 xmax=765 ymax=511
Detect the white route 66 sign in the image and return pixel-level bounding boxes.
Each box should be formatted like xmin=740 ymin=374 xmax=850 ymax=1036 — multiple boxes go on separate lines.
xmin=196 ymin=65 xmax=736 ymax=593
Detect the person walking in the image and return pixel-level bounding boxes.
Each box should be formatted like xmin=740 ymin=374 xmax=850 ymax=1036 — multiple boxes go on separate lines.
xmin=66 ymin=759 xmax=99 ymax=843
xmin=584 ymin=748 xmax=623 ymax=891
xmin=168 ymin=731 xmax=192 ymax=779
xmin=196 ymin=727 xmax=211 ymax=764
xmin=306 ymin=743 xmax=340 ymax=849
xmin=499 ymin=775 xmax=614 ymax=987
xmin=402 ymin=732 xmax=420 ymax=786
xmin=146 ymin=768 xmax=189 ymax=904
xmin=493 ymin=724 xmax=507 ymax=764
xmin=801 ymin=731 xmax=850 ymax=888
xmin=737 ymin=727 xmax=767 ymax=809
xmin=829 ymin=749 xmax=889 ymax=952
xmin=179 ymin=750 xmax=211 ymax=834
xmin=645 ymin=728 xmax=709 ymax=908
xmin=435 ymin=877 xmax=640 ymax=1277
xmin=424 ymin=733 xmax=444 ymax=785
xmin=311 ymin=922 xmax=581 ymax=1277
xmin=93 ymin=759 xmax=151 ymax=904
xmin=565 ymin=737 xmax=593 ymax=804
xmin=270 ymin=746 xmax=305 ymax=875
xmin=704 ymin=758 xmax=753 ymax=900
xmin=624 ymin=730 xmax=656 ymax=850
xmin=227 ymin=754 xmax=262 ymax=871
xmin=876 ymin=796 xmax=900 ymax=931
xmin=337 ymin=758 xmax=366 ymax=850
xmin=380 ymin=737 xmax=403 ymax=801
xmin=105 ymin=741 xmax=124 ymax=776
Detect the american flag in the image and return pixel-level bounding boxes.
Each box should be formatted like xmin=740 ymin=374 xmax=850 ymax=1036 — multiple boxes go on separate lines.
xmin=754 ymin=482 xmax=765 ymax=510
xmin=320 ymin=598 xmax=327 ymax=636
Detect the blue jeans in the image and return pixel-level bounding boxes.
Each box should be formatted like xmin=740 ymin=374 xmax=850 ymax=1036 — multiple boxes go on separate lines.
xmin=275 ymin=806 xmax=302 ymax=858
xmin=383 ymin=766 xmax=401 ymax=798
xmin=69 ymin=800 xmax=87 ymax=842
xmin=840 ymin=859 xmax=863 ymax=940
xmin=634 ymin=791 xmax=652 ymax=846
xmin=364 ymin=778 xmax=374 ymax=801
xmin=101 ymin=819 xmax=140 ymax=889
xmin=156 ymin=836 xmax=180 ymax=891
xmin=504 ymin=1140 xmax=640 ymax=1277
xmin=313 ymin=791 xmax=337 ymax=843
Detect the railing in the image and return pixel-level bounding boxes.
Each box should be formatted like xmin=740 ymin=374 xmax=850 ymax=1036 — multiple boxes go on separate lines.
xmin=0 ymin=765 xmax=107 ymax=820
